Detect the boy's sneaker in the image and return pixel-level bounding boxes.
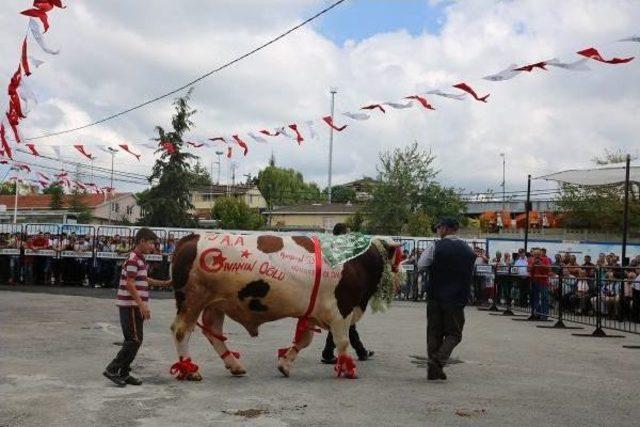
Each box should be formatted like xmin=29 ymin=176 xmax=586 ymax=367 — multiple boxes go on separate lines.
xmin=103 ymin=369 xmax=126 ymax=387
xmin=124 ymin=375 xmax=142 ymax=386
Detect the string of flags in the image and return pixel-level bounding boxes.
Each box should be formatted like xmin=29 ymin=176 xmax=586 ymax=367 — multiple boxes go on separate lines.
xmin=0 ymin=2 xmax=638 ymax=167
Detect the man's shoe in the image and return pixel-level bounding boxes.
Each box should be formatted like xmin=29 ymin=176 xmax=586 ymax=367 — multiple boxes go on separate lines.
xmin=103 ymin=369 xmax=126 ymax=387
xmin=124 ymin=375 xmax=142 ymax=386
xmin=427 ymin=361 xmax=446 ymax=381
xmin=321 ymin=356 xmax=337 ymax=364
xmin=358 ymin=350 xmax=375 ymax=361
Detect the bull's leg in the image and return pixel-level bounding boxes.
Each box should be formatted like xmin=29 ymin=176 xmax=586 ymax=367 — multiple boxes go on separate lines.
xmin=201 ymin=306 xmax=246 ymax=376
xmin=170 ymin=299 xmax=207 ymax=381
xmin=276 ymin=326 xmax=315 ymax=378
xmin=331 ymin=314 xmax=357 ymax=379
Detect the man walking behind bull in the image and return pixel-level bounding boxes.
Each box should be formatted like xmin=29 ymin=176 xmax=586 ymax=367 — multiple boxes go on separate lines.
xmin=418 ymin=218 xmax=475 ymax=380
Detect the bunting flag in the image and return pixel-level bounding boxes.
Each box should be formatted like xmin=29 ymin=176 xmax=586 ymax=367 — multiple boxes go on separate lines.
xmin=343 ymin=112 xmax=370 ymax=121
xmin=74 ymin=180 xmax=86 ymax=190
xmin=29 ymin=18 xmax=59 ymax=54
xmin=248 ymin=132 xmax=268 ymax=144
xmin=73 ymin=144 xmax=94 ymax=159
xmin=26 ymin=143 xmax=40 ymax=156
xmin=483 ymin=64 xmax=521 ymax=81
xmin=0 ymin=159 xmax=9 ymax=165
xmin=577 ymin=47 xmax=634 ymax=64
xmin=21 ymin=37 xmax=32 ymax=76
xmin=8 ymin=65 xmax=25 ymax=119
xmin=209 ymin=136 xmax=227 ymax=143
xmin=259 ymin=129 xmax=281 ymax=137
xmin=405 ymin=95 xmax=435 ymax=110
xmin=227 ymin=146 xmax=233 ymax=158
xmin=19 ymin=79 xmax=38 ymax=112
xmin=21 ymin=8 xmax=50 ymax=33
xmin=232 ymin=134 xmax=249 ymax=156
xmin=322 ymin=116 xmax=348 ymax=131
xmin=37 ymin=171 xmax=49 ymax=181
xmin=38 ymin=180 xmax=48 ymax=188
xmin=384 ymin=101 xmax=413 ymax=109
xmin=275 ymin=126 xmax=293 ymax=139
xmin=361 ymin=104 xmax=386 ymax=114
xmin=52 ymin=146 xmax=61 ymax=160
xmin=14 ymin=163 xmax=31 ymax=172
xmin=425 ymin=89 xmax=466 ymax=101
xmin=186 ymin=141 xmax=205 ymax=148
xmin=514 ymin=60 xmax=549 ymax=72
xmin=546 ymin=58 xmax=590 ymax=71
xmin=620 ymin=35 xmax=640 ymax=42
xmin=0 ymin=124 xmax=12 ymax=159
xmin=304 ymin=120 xmax=317 ymax=139
xmin=161 ymin=141 xmax=177 ymax=154
xmin=118 ymin=144 xmax=141 ymax=160
xmin=28 ymin=55 xmax=45 ymax=68
xmin=288 ymin=124 xmax=304 ymax=144
xmin=453 ymin=82 xmax=489 ymax=103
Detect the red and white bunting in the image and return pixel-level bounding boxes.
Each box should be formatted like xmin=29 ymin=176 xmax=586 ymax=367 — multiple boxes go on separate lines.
xmin=425 ymin=89 xmax=466 ymax=101
xmin=232 ymin=134 xmax=249 ymax=156
xmin=288 ymin=124 xmax=304 ymax=144
xmin=26 ymin=143 xmax=40 ymax=156
xmin=343 ymin=112 xmax=370 ymax=121
xmin=248 ymin=132 xmax=268 ymax=144
xmin=361 ymin=104 xmax=386 ymax=114
xmin=118 ymin=144 xmax=141 ymax=160
xmin=322 ymin=116 xmax=348 ymax=131
xmin=453 ymin=82 xmax=489 ymax=103
xmin=405 ymin=95 xmax=435 ymax=110
xmin=28 ymin=18 xmax=59 ymax=55
xmin=383 ymin=101 xmax=413 ymax=109
xmin=73 ymin=144 xmax=94 ymax=160
xmin=577 ymin=47 xmax=634 ymax=64
xmin=483 ymin=64 xmax=521 ymax=81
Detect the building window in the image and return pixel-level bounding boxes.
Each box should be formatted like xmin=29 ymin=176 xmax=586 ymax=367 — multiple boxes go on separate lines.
xmin=126 ymin=205 xmax=133 ymax=215
xmin=112 ymin=203 xmax=120 ymax=213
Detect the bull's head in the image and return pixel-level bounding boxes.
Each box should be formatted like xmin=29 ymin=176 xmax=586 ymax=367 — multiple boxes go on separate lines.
xmin=369 ymin=237 xmax=404 ymax=312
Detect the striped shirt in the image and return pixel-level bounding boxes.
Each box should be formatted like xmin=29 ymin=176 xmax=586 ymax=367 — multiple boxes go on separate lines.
xmin=116 ymin=250 xmax=149 ymax=307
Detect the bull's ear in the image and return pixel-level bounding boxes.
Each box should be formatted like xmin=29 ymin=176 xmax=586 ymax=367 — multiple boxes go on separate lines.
xmin=379 ymin=238 xmax=402 ymax=259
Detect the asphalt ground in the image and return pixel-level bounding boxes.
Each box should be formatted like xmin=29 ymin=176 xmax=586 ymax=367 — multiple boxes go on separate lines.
xmin=1 ymin=286 xmax=640 ymax=426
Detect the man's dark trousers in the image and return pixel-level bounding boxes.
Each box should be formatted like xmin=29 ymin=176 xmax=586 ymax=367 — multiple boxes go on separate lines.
xmin=427 ymin=300 xmax=465 ymax=366
xmin=106 ymin=306 xmax=144 ymax=376
xmin=322 ymin=325 xmax=367 ymax=359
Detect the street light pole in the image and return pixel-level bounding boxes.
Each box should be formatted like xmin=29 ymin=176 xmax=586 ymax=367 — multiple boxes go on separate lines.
xmin=12 ymin=164 xmax=19 ymax=224
xmin=327 ymin=88 xmax=337 ymax=204
xmin=215 ymin=151 xmax=223 ymax=185
xmin=107 ymin=147 xmax=118 ymax=224
xmin=500 ymin=153 xmax=506 ymax=211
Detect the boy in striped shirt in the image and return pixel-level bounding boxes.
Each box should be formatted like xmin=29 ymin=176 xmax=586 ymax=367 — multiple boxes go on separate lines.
xmin=103 ymin=228 xmax=171 ymax=386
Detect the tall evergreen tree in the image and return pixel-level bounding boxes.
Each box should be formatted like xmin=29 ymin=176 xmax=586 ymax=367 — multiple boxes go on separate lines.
xmin=138 ymin=90 xmax=199 ymax=227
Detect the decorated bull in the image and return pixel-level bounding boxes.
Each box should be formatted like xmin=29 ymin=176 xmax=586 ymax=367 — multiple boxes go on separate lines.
xmin=169 ymin=232 xmax=402 ymax=380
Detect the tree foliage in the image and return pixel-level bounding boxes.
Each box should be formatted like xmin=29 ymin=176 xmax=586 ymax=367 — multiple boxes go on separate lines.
xmin=556 ymin=150 xmax=639 ymax=231
xmin=257 ymin=156 xmax=323 ymax=209
xmin=190 ymin=161 xmax=213 ymax=187
xmin=44 ymin=184 xmax=64 ymax=210
xmin=138 ymin=90 xmax=199 ymax=227
xmin=364 ymin=142 xmax=466 ymax=236
xmin=68 ymin=190 xmax=93 ymax=224
xmin=0 ymin=182 xmax=16 ymax=195
xmin=326 ymin=185 xmax=356 ymax=203
xmin=212 ymin=196 xmax=264 ymax=230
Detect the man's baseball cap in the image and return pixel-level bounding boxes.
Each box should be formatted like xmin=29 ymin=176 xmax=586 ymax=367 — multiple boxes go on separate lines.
xmin=432 ymin=217 xmax=460 ymax=232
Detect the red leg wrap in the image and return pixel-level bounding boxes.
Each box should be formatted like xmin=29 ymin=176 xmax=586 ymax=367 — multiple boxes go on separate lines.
xmin=170 ymin=357 xmax=199 ymax=380
xmin=335 ymin=354 xmax=357 ymax=379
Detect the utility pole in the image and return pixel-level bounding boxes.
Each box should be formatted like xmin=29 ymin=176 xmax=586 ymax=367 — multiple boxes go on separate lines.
xmin=215 ymin=151 xmax=223 ymax=185
xmin=327 ymin=88 xmax=337 ymax=204
xmin=12 ymin=162 xmax=19 ymax=224
xmin=107 ymin=147 xmax=118 ymax=224
xmin=500 ymin=152 xmax=506 ymax=211
xmin=231 ymin=162 xmax=238 ymax=195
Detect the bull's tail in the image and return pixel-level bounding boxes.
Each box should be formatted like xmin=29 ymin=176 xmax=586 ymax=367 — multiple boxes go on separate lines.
xmin=171 ymin=234 xmax=200 ymax=313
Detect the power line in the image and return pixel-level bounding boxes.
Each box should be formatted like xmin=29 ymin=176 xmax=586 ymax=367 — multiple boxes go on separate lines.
xmin=23 ymin=0 xmax=349 ymax=142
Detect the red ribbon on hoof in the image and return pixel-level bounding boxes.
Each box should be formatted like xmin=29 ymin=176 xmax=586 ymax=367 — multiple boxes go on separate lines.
xmin=220 ymin=350 xmax=241 ymax=360
xmin=335 ymin=354 xmax=357 ymax=379
xmin=277 ymin=346 xmax=300 ymax=359
xmin=169 ymin=357 xmax=199 ymax=380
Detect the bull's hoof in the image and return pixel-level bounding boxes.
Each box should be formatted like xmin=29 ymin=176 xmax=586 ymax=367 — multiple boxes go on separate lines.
xmin=185 ymin=372 xmax=202 ymax=381
xmin=277 ymin=364 xmax=290 ymax=378
xmin=227 ymin=366 xmax=247 ymax=376
xmin=335 ymin=355 xmax=358 ymax=379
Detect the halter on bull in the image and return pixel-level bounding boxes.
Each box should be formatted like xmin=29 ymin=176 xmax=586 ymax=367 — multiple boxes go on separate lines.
xmin=168 ymin=232 xmax=402 ymax=380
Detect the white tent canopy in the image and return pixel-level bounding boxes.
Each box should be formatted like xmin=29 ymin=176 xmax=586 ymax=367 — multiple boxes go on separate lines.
xmin=537 ymin=160 xmax=640 ymax=186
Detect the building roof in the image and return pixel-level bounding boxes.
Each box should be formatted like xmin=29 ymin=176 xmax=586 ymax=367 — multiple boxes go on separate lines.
xmin=191 ymin=184 xmax=259 ymax=195
xmin=340 ymin=177 xmax=378 ymax=190
xmin=265 ymin=203 xmax=358 ymax=215
xmin=0 ymin=193 xmax=132 ymax=211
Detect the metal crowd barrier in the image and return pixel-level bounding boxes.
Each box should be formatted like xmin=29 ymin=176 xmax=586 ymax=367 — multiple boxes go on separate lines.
xmin=472 ymin=264 xmax=640 ymax=336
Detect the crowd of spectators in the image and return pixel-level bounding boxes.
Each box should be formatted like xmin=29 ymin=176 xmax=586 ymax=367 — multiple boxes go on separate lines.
xmin=0 ymin=231 xmax=177 ymax=287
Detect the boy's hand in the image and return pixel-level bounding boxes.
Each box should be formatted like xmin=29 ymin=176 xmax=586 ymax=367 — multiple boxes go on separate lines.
xmin=139 ymin=302 xmax=151 ymax=320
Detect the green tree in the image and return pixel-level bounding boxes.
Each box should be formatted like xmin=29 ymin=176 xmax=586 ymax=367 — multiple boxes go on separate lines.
xmin=190 ymin=160 xmax=213 ymax=187
xmin=68 ymin=190 xmax=93 ymax=223
xmin=257 ymin=156 xmax=323 ymax=209
xmin=138 ymin=90 xmax=199 ymax=227
xmin=212 ymin=196 xmax=264 ymax=230
xmin=326 ymin=185 xmax=356 ymax=203
xmin=365 ymin=142 xmax=466 ymax=235
xmin=345 ymin=209 xmax=366 ymax=232
xmin=44 ymin=184 xmax=64 ymax=210
xmin=0 ymin=182 xmax=16 ymax=195
xmin=556 ymin=150 xmax=639 ymax=230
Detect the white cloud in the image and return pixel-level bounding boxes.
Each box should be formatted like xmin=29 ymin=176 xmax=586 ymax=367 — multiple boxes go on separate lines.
xmin=2 ymin=0 xmax=639 ymax=195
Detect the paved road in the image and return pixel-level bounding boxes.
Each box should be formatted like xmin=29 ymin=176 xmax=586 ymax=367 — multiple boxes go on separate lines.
xmin=1 ymin=288 xmax=640 ymax=426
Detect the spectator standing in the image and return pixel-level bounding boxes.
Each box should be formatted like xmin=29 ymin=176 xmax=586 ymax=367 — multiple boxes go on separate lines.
xmin=528 ymin=249 xmax=551 ymax=320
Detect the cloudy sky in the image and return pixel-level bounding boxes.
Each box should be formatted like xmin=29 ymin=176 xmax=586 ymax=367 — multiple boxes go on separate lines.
xmin=1 ymin=0 xmax=639 ymax=196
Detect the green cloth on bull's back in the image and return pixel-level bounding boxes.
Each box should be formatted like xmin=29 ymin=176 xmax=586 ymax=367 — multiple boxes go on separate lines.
xmin=317 ymin=232 xmax=372 ymax=268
